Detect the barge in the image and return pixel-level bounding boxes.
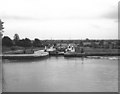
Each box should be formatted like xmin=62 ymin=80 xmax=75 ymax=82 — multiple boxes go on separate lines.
xmin=1 ymin=50 xmax=49 ymax=60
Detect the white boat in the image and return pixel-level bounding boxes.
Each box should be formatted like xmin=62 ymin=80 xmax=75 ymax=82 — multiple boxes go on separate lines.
xmin=64 ymin=46 xmax=86 ymax=57
xmin=46 ymin=46 xmax=56 ymax=52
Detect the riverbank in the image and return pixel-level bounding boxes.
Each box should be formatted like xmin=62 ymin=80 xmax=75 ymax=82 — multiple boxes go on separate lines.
xmin=2 ymin=46 xmax=44 ymax=54
xmin=84 ymin=47 xmax=119 ymax=56
xmin=2 ymin=46 xmax=120 ymax=56
xmin=64 ymin=47 xmax=120 ymax=57
xmin=2 ymin=46 xmax=49 ymax=60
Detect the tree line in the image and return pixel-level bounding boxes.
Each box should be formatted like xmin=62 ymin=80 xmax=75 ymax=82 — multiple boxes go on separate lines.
xmin=2 ymin=34 xmax=43 ymax=47
xmin=2 ymin=34 xmax=120 ymax=49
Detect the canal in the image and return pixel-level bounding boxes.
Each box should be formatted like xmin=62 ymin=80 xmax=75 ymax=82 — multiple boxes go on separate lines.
xmin=2 ymin=56 xmax=118 ymax=92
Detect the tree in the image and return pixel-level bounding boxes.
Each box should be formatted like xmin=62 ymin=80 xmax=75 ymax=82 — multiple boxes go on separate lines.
xmin=2 ymin=36 xmax=13 ymax=47
xmin=91 ymin=41 xmax=97 ymax=48
xmin=79 ymin=41 xmax=83 ymax=46
xmin=86 ymin=38 xmax=89 ymax=42
xmin=0 ymin=32 xmax=3 ymax=38
xmin=0 ymin=19 xmax=4 ymax=38
xmin=16 ymin=38 xmax=32 ymax=47
xmin=16 ymin=39 xmax=24 ymax=47
xmin=33 ymin=38 xmax=41 ymax=47
xmin=99 ymin=40 xmax=104 ymax=48
xmin=0 ymin=20 xmax=4 ymax=54
xmin=24 ymin=38 xmax=32 ymax=47
xmin=14 ymin=34 xmax=20 ymax=41
xmin=0 ymin=19 xmax=4 ymax=30
xmin=13 ymin=34 xmax=20 ymax=46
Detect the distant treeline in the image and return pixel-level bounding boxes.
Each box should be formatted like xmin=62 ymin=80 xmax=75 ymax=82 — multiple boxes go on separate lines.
xmin=2 ymin=34 xmax=120 ymax=49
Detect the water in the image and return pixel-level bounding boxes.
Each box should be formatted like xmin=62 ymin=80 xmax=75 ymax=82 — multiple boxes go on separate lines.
xmin=2 ymin=56 xmax=118 ymax=92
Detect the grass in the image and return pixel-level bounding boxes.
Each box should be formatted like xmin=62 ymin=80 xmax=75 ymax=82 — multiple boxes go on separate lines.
xmin=2 ymin=46 xmax=45 ymax=54
xmin=2 ymin=46 xmax=119 ymax=55
xmin=83 ymin=47 xmax=119 ymax=54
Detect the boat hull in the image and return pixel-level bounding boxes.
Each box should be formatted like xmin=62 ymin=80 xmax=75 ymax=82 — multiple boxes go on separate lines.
xmin=64 ymin=52 xmax=86 ymax=57
xmin=48 ymin=51 xmax=58 ymax=55
xmin=2 ymin=54 xmax=49 ymax=60
xmin=64 ymin=52 xmax=120 ymax=57
xmin=1 ymin=50 xmax=49 ymax=60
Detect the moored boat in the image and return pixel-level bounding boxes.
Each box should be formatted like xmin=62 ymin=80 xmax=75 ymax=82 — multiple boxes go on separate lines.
xmin=1 ymin=50 xmax=49 ymax=60
xmin=64 ymin=45 xmax=86 ymax=57
xmin=46 ymin=46 xmax=58 ymax=55
xmin=64 ymin=52 xmax=86 ymax=57
xmin=58 ymin=51 xmax=65 ymax=55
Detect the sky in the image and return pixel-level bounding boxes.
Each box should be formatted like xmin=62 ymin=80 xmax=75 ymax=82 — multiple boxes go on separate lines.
xmin=0 ymin=0 xmax=119 ymax=40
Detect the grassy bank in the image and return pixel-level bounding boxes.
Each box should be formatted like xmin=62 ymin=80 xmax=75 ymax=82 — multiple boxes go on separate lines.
xmin=2 ymin=46 xmax=120 ymax=55
xmin=2 ymin=46 xmax=44 ymax=54
xmin=83 ymin=47 xmax=119 ymax=54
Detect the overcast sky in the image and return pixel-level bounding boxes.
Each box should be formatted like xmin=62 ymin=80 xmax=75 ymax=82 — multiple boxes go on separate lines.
xmin=0 ymin=0 xmax=119 ymax=40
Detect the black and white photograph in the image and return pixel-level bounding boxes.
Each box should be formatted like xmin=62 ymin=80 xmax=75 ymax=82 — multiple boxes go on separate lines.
xmin=0 ymin=0 xmax=119 ymax=92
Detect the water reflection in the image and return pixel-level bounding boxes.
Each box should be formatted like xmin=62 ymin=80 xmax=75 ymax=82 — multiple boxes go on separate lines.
xmin=2 ymin=56 xmax=118 ymax=92
xmin=2 ymin=56 xmax=49 ymax=63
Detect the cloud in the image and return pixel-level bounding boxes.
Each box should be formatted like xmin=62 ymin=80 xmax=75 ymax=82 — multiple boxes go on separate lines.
xmin=1 ymin=15 xmax=97 ymax=22
xmin=101 ymin=6 xmax=118 ymax=19
xmin=1 ymin=15 xmax=39 ymax=21
xmin=91 ymin=24 xmax=101 ymax=29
